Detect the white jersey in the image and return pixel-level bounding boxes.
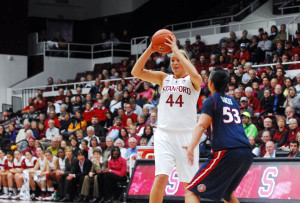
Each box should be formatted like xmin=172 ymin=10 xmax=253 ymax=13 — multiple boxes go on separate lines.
xmin=13 ymin=156 xmax=26 ymax=168
xmin=158 ymin=75 xmax=200 ymax=131
xmin=0 ymin=156 xmax=7 ymax=170
xmin=25 ymin=157 xmax=38 ymax=169
xmin=38 ymin=156 xmax=46 ymax=170
xmin=47 ymin=156 xmax=58 ymax=170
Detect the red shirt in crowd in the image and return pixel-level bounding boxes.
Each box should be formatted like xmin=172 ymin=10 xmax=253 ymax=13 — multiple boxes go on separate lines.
xmin=83 ymin=109 xmax=95 ymax=122
xmin=122 ymin=112 xmax=138 ymax=126
xmin=44 ymin=117 xmax=61 ymax=130
xmin=94 ymin=106 xmax=108 ymax=122
xmin=108 ymin=156 xmax=127 ymax=177
xmin=233 ymin=50 xmax=251 ymax=61
xmin=247 ymin=96 xmax=261 ymax=113
xmin=54 ymin=95 xmax=65 ymax=104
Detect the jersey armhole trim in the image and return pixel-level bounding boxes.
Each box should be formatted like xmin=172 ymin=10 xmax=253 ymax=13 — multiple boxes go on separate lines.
xmin=210 ymin=96 xmax=217 ymax=111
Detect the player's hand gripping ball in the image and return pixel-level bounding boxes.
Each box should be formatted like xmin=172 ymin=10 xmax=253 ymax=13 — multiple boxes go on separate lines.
xmin=152 ymin=29 xmax=175 ymax=54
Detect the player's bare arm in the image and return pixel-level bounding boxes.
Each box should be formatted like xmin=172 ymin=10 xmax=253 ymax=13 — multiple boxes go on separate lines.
xmin=184 ymin=113 xmax=212 ymax=165
xmin=165 ymin=35 xmax=202 ymax=91
xmin=131 ymin=43 xmax=168 ymax=87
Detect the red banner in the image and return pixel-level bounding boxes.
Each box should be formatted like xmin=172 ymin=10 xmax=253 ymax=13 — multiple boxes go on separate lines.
xmin=128 ymin=162 xmax=300 ymax=200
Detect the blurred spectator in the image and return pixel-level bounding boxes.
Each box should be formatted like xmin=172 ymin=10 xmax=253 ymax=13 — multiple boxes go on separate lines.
xmin=46 ymin=137 xmax=59 ymax=156
xmin=260 ymin=89 xmax=274 ymax=115
xmin=90 ymin=116 xmax=105 ymax=141
xmin=22 ymin=105 xmax=39 ymax=123
xmin=94 ymin=99 xmax=108 ymax=126
xmin=288 ymin=53 xmax=300 ymax=70
xmin=196 ymin=55 xmax=209 ymax=73
xmin=295 ymin=73 xmax=300 ymax=95
xmin=114 ymin=138 xmax=127 ymax=158
xmin=245 ymin=87 xmax=260 ymax=117
xmin=242 ymin=112 xmax=258 ymax=138
xmin=84 ymin=126 xmax=100 ymax=147
xmin=122 ymin=103 xmax=138 ymax=126
xmin=272 ymin=84 xmax=286 ymax=115
xmin=45 ymin=119 xmax=60 ymax=141
xmin=89 ymin=78 xmax=102 ymax=100
xmin=119 ymin=128 xmax=129 ymax=148
xmin=83 ymin=102 xmax=94 ymax=124
xmin=263 ymin=141 xmax=276 ymax=158
xmin=237 ymin=30 xmax=251 ymax=47
xmin=104 ymin=32 xmax=120 ymax=48
xmin=275 ymin=24 xmax=287 ymax=42
xmin=192 ymin=35 xmax=206 ymax=58
xmin=253 ymin=130 xmax=272 ymax=157
xmin=240 ymin=97 xmax=254 ymax=116
xmin=288 ymin=140 xmax=300 ymax=157
xmin=283 ymin=40 xmax=293 ymax=58
xmin=45 ymin=110 xmax=60 ymax=129
xmin=256 ymin=117 xmax=276 ymax=143
xmin=273 ymin=116 xmax=288 ymax=147
xmin=268 ymin=25 xmax=279 ymax=44
xmin=125 ymin=137 xmax=137 ymax=160
xmin=54 ymin=88 xmax=65 ymax=104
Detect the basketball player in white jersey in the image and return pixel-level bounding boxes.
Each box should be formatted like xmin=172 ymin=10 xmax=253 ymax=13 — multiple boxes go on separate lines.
xmin=0 ymin=149 xmax=7 ymax=196
xmin=0 ymin=151 xmax=14 ymax=199
xmin=40 ymin=150 xmax=58 ymax=200
xmin=132 ymin=34 xmax=202 ymax=203
xmin=28 ymin=146 xmax=47 ymax=200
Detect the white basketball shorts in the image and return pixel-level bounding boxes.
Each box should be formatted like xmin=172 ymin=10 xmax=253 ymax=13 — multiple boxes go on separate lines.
xmin=154 ymin=128 xmax=199 ymax=183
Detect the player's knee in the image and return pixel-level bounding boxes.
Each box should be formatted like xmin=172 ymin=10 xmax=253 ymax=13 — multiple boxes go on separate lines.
xmin=155 ymin=174 xmax=169 ymax=185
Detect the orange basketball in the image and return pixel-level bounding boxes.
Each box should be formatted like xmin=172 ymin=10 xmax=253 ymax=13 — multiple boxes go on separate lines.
xmin=151 ymin=29 xmax=175 ymax=54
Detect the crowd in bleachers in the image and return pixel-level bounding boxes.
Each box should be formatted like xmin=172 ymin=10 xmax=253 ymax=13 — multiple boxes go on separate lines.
xmin=0 ymin=24 xmax=300 ymax=202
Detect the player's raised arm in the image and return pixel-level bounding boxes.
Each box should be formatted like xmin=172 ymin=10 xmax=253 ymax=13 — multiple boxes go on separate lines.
xmin=184 ymin=113 xmax=212 ymax=165
xmin=165 ymin=35 xmax=202 ymax=91
xmin=131 ymin=43 xmax=168 ymax=87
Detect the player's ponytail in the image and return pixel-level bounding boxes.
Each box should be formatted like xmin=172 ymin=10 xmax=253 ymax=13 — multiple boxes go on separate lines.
xmin=209 ymin=67 xmax=229 ymax=95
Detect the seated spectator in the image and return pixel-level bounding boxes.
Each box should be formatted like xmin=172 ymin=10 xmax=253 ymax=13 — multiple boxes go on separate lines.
xmin=245 ymin=87 xmax=261 ymax=117
xmin=54 ymin=88 xmax=65 ymax=105
xmin=84 ymin=126 xmax=100 ymax=146
xmin=139 ymin=137 xmax=148 ymax=146
xmin=281 ymin=119 xmax=300 ymax=149
xmin=44 ymin=110 xmax=60 ymax=130
xmin=59 ymin=112 xmax=72 ymax=136
xmin=122 ymin=103 xmax=138 ymax=126
xmin=100 ymin=146 xmax=126 ymax=202
xmin=80 ymin=148 xmax=105 ymax=203
xmin=273 ymin=116 xmax=288 ymax=147
xmin=106 ymin=116 xmax=124 ymax=140
xmin=141 ymin=125 xmax=154 ymax=146
xmin=22 ymin=136 xmax=37 ymax=157
xmin=88 ymin=137 xmax=102 ymax=161
xmin=258 ymin=77 xmax=271 ymax=100
xmin=125 ymin=137 xmax=137 ymax=161
xmin=240 ymin=97 xmax=254 ymax=116
xmin=256 ymin=117 xmax=276 ymax=143
xmin=15 ymin=120 xmax=31 ymax=150
xmin=272 ymin=84 xmax=286 ymax=115
xmin=94 ymin=99 xmax=108 ymax=126
xmin=102 ymin=137 xmax=114 ymax=168
xmin=276 ymin=68 xmax=285 ymax=86
xmin=109 ymin=93 xmax=122 ymax=116
xmin=83 ymin=102 xmax=94 ymax=125
xmin=146 ymin=112 xmax=158 ymax=130
xmin=284 ymin=87 xmax=300 ymax=115
xmin=237 ymin=30 xmax=251 ymax=46
xmin=260 ymin=89 xmax=274 ymax=115
xmin=288 ymin=140 xmax=300 ymax=157
xmin=119 ymin=128 xmax=129 ymax=149
xmin=0 ymin=125 xmax=9 ymax=149
xmin=288 ymin=53 xmax=300 ymax=70
xmin=192 ymin=35 xmax=206 ymax=59
xmin=284 ymin=106 xmax=300 ymax=126
xmin=90 ymin=116 xmax=105 ymax=142
xmin=130 ymin=99 xmax=142 ymax=117
xmin=196 ymin=55 xmax=209 ymax=73
xmin=253 ymin=130 xmax=272 ymax=157
xmin=248 ymin=136 xmax=258 ymax=151
xmin=22 ymin=105 xmax=39 ymax=122
xmin=46 ymin=137 xmax=59 ymax=156
xmin=89 ymin=78 xmax=102 ymax=100
xmin=137 ymin=82 xmax=155 ymax=103
xmin=114 ymin=138 xmax=127 ymax=158
xmin=283 ymin=40 xmax=293 ymax=58
xmin=254 ymin=32 xmax=272 ymax=63
xmin=59 ymin=150 xmax=92 ymax=202
xmin=242 ymin=112 xmax=258 ymax=138
xmin=233 ymin=43 xmax=250 ymax=62
xmin=101 ymin=81 xmax=114 ymax=99
xmin=263 ymin=141 xmax=276 ymax=158
xmin=44 ymin=119 xmax=59 ymax=144
xmin=8 ymin=124 xmax=18 ymax=144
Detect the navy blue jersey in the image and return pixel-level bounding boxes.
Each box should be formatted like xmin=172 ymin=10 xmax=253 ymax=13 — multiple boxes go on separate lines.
xmin=201 ymin=93 xmax=251 ymax=151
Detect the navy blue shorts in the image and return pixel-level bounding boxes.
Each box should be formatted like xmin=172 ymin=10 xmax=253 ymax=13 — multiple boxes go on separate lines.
xmin=187 ymin=148 xmax=253 ymax=202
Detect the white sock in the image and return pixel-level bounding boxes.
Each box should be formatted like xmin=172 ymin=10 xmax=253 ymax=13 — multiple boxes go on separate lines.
xmin=3 ymin=187 xmax=8 ymax=194
xmin=13 ymin=188 xmax=17 ymax=195
xmin=41 ymin=188 xmax=46 ymax=192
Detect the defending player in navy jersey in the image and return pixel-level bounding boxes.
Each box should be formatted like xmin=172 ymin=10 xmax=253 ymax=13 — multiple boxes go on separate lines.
xmin=184 ymin=67 xmax=253 ymax=203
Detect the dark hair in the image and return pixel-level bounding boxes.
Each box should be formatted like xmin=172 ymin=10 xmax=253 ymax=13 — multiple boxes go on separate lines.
xmin=119 ymin=127 xmax=129 ymax=138
xmin=290 ymin=140 xmax=299 ymax=147
xmin=142 ymin=125 xmax=154 ymax=141
xmin=209 ymin=67 xmax=229 ymax=94
xmin=77 ymin=149 xmax=87 ymax=158
xmin=25 ymin=150 xmax=33 ymax=155
xmin=45 ymin=150 xmax=52 ymax=155
xmin=90 ymin=137 xmax=99 ymax=147
xmin=111 ymin=146 xmax=121 ymax=159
